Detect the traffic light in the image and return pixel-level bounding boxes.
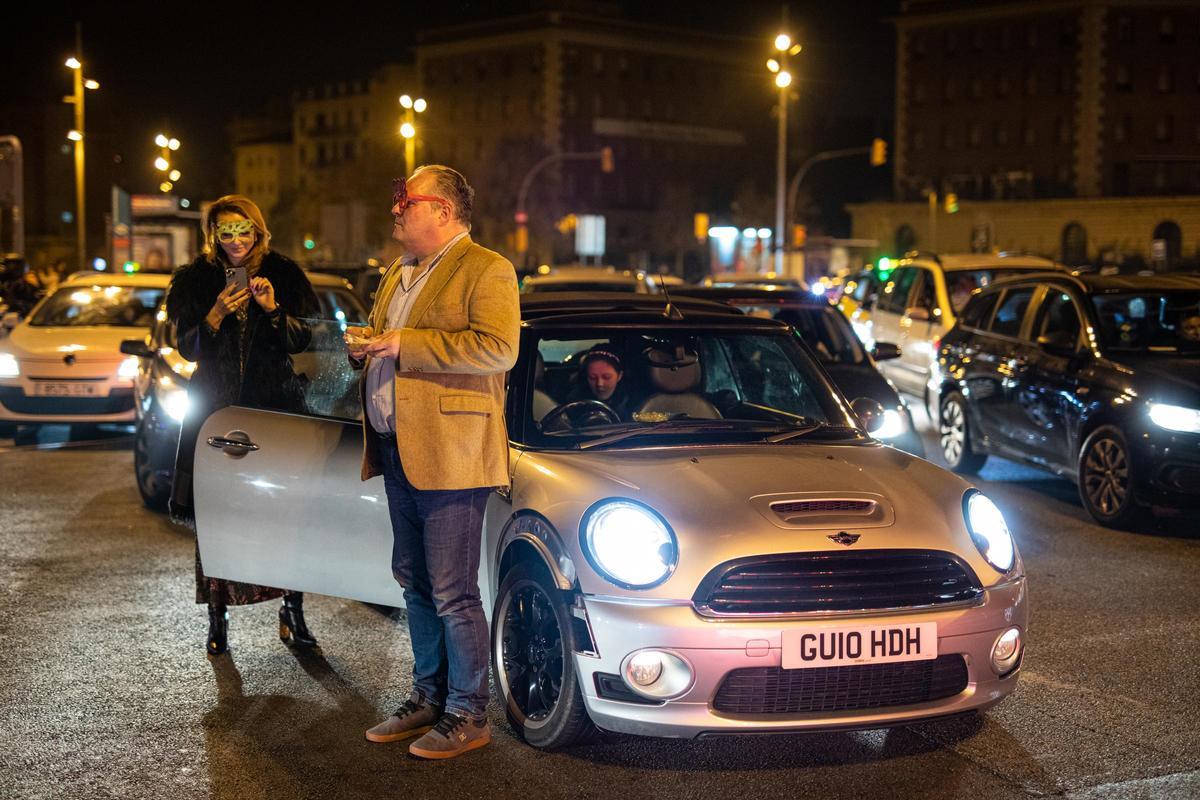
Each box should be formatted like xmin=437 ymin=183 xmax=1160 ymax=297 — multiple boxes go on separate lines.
xmin=792 ymin=224 xmax=807 ymax=248
xmin=870 ymin=138 xmax=887 ymax=167
xmin=943 ymin=192 xmax=959 ymax=214
xmin=693 ymin=213 xmax=710 ymax=241
xmin=600 ymin=146 xmax=614 ymax=173
xmin=515 ymin=225 xmax=528 ymax=254
xmin=876 ymin=256 xmax=893 ymax=280
xmin=303 ymin=234 xmax=316 ymax=251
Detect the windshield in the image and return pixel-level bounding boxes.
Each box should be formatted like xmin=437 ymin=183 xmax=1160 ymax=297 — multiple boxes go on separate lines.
xmin=521 ymin=327 xmax=856 ymax=449
xmin=30 ymin=285 xmax=165 ymax=327
xmin=946 ymin=268 xmax=1048 ymax=314
xmin=1092 ymin=291 xmax=1200 ymax=353
xmin=736 ymin=304 xmax=867 ymax=365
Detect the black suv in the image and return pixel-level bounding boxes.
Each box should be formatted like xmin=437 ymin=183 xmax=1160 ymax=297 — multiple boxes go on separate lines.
xmin=933 ymin=272 xmax=1200 ymax=527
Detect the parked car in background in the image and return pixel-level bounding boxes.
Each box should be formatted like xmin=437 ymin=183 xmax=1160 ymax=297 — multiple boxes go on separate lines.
xmin=934 ymin=271 xmax=1200 ymax=528
xmin=702 ymin=271 xmax=808 ymax=291
xmin=865 ymin=252 xmax=1068 ymax=408
xmin=122 ymin=272 xmax=368 ymax=510
xmin=189 ymin=292 xmax=1026 ymax=748
xmin=674 ymin=286 xmax=925 ymax=456
xmin=0 ymin=272 xmax=171 ymax=437
xmin=306 ymin=262 xmax=388 ymax=304
xmin=520 ymin=265 xmax=661 ymax=294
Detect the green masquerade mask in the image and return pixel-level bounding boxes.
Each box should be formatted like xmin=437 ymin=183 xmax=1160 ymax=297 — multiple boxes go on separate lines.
xmin=215 ymin=219 xmax=255 ymax=243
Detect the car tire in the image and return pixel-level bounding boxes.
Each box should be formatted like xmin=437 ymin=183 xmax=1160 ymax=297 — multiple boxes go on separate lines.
xmin=1078 ymin=425 xmax=1145 ymax=529
xmin=134 ymin=417 xmax=170 ymax=512
xmin=492 ymin=559 xmax=596 ymax=750
xmin=939 ymin=392 xmax=987 ymax=474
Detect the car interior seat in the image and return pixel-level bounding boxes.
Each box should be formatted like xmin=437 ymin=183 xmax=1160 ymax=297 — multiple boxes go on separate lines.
xmin=634 ymin=345 xmax=722 ymax=420
xmin=532 ymin=351 xmax=556 ymax=422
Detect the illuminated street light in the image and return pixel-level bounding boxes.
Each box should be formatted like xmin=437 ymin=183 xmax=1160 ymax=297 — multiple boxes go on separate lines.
xmin=766 ymin=58 xmax=780 ymax=73
xmin=399 ymin=94 xmax=413 ymax=109
xmin=398 ymin=93 xmax=427 ymax=176
xmin=67 ymin=130 xmax=83 ymax=141
xmin=155 ymin=134 xmax=168 ymax=147
xmin=775 ymin=34 xmax=791 ymax=51
xmin=153 ymin=133 xmax=181 ymax=192
xmin=413 ymin=98 xmax=427 ymax=113
xmin=160 ymin=181 xmax=173 ymax=192
xmin=84 ymin=79 xmax=99 ymax=90
xmin=767 ymin=21 xmax=799 ymax=273
xmin=63 ymin=39 xmax=98 ymax=271
xmin=168 ymin=169 xmax=181 ymax=181
xmin=65 ymin=57 xmax=81 ymax=70
xmin=775 ymin=71 xmax=792 ymax=88
xmin=168 ymin=138 xmax=179 ymax=151
xmin=400 ymin=122 xmax=416 ymax=139
xmin=789 ymin=44 xmax=803 ymax=56
xmin=154 ymin=156 xmax=169 ymax=171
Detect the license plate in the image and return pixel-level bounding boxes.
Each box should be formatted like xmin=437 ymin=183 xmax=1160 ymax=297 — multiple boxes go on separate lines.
xmin=782 ymin=622 xmax=937 ymax=669
xmin=33 ymin=382 xmax=99 ymax=397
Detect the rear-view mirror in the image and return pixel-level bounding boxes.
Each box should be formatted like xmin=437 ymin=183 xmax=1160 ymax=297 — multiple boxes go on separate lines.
xmin=851 ymin=397 xmax=886 ymax=433
xmin=904 ymin=306 xmax=931 ymax=322
xmin=872 ymin=342 xmax=902 ymax=361
xmin=120 ymin=339 xmax=155 ymax=359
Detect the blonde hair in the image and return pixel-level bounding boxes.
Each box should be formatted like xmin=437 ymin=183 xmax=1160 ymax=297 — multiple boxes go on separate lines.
xmin=202 ymin=194 xmax=271 ymax=271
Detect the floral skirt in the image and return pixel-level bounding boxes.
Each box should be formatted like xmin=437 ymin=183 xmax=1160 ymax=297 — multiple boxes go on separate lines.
xmin=194 ymin=542 xmax=288 ymax=606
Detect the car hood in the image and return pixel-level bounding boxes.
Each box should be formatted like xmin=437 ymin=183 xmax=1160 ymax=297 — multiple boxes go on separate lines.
xmin=1108 ymin=355 xmax=1200 ymax=405
xmin=3 ymin=324 xmax=146 ymax=361
xmin=822 ymin=362 xmax=902 ymax=408
xmin=514 ymin=442 xmax=1010 ymax=598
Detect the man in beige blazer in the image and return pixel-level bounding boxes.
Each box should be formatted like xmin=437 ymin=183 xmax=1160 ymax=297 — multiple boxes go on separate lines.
xmin=346 ymin=165 xmax=519 ymax=759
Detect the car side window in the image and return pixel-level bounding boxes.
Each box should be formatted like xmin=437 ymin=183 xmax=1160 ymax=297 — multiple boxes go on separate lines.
xmin=877 ymin=267 xmax=918 ymax=314
xmin=911 ymin=269 xmax=937 ymax=312
xmin=852 ymin=274 xmax=880 ymax=308
xmin=987 ymin=288 xmax=1035 ymax=338
xmin=959 ymin=292 xmax=999 ymax=329
xmin=1036 ymin=289 xmax=1082 ymax=343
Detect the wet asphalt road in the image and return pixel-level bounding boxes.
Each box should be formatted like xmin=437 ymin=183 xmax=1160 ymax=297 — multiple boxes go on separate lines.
xmin=0 ymin=420 xmax=1197 ymax=800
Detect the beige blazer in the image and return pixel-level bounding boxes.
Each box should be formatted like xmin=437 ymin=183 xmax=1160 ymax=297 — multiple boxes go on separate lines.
xmin=359 ymin=234 xmax=520 ymax=490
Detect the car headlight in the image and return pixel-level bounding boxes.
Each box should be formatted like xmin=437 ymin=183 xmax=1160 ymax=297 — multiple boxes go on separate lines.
xmin=157 ymin=376 xmax=190 ymax=422
xmin=1148 ymin=402 xmax=1200 ymax=434
xmin=0 ymin=352 xmax=18 ymax=377
xmin=117 ymin=355 xmax=140 ymax=379
xmin=873 ymin=408 xmax=907 ymax=439
xmin=964 ymin=491 xmax=1015 ymax=573
xmin=581 ymin=499 xmax=678 ymax=589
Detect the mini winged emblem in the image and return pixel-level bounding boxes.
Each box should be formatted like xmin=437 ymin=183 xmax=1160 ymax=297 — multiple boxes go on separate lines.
xmin=828 ymin=531 xmax=860 ymax=546
xmin=63 ymin=354 xmax=76 ymax=366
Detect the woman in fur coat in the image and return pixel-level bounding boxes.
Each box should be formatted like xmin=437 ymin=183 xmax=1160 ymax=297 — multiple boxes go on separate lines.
xmin=165 ymin=194 xmax=320 ymax=658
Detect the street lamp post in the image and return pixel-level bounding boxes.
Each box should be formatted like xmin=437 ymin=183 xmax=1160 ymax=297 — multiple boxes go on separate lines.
xmin=766 ymin=26 xmax=801 ymax=274
xmin=154 ymin=133 xmax=181 ymax=192
xmin=398 ymin=94 xmax=426 ymax=177
xmin=63 ymin=32 xmax=99 ymax=270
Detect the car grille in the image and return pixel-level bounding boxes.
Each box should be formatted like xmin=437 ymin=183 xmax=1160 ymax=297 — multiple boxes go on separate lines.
xmin=772 ymin=499 xmax=875 ymax=515
xmin=693 ymin=550 xmax=982 ymax=615
xmin=713 ymin=655 xmax=968 ymax=715
xmin=0 ymin=387 xmax=134 ymax=416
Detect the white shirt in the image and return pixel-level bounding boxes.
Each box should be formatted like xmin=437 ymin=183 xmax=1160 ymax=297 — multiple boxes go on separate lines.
xmin=365 ymin=232 xmax=469 ymax=434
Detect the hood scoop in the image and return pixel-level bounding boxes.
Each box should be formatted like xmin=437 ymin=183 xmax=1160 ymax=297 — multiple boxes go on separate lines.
xmin=751 ymin=492 xmax=895 ymax=530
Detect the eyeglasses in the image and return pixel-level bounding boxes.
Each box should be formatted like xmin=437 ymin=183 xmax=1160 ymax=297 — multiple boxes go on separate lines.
xmin=215 ymin=219 xmax=256 ymax=244
xmin=392 ymin=177 xmax=449 ymax=213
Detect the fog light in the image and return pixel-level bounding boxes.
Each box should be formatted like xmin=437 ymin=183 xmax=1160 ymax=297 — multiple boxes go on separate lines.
xmin=621 ymin=649 xmax=695 ymax=700
xmin=628 ymin=651 xmax=663 ymax=686
xmin=990 ymin=627 xmax=1022 ymax=675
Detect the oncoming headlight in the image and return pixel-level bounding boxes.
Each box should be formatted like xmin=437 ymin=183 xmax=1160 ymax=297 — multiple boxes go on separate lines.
xmin=964 ymin=491 xmax=1015 ymax=573
xmin=1148 ymin=403 xmax=1200 ymax=434
xmin=581 ymin=499 xmax=678 ymax=589
xmin=0 ymin=353 xmax=18 ymax=378
xmin=873 ymin=408 xmax=907 ymax=439
xmin=156 ymin=376 xmax=190 ymax=423
xmin=117 ymin=355 xmax=140 ymax=379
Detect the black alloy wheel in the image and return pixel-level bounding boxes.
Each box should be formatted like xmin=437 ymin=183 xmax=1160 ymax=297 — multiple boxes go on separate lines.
xmin=134 ymin=416 xmax=170 ymax=512
xmin=939 ymin=392 xmax=988 ymax=474
xmin=1078 ymin=425 xmax=1144 ymax=529
xmin=493 ymin=559 xmax=595 ymax=749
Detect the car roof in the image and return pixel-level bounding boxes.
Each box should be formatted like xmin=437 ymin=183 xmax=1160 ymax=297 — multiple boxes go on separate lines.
xmin=672 ymin=286 xmax=830 ymax=308
xmin=984 ymin=270 xmax=1200 ymax=294
xmin=901 ymin=252 xmax=1065 ymax=272
xmin=305 ymin=271 xmax=357 ymax=290
xmin=61 ymin=272 xmax=172 ymax=287
xmin=520 ymin=291 xmax=738 ymax=319
xmin=523 ymin=269 xmax=642 ymax=285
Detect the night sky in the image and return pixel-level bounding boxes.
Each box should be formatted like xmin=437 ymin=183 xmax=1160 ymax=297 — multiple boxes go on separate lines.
xmin=4 ymin=1 xmax=897 ymax=232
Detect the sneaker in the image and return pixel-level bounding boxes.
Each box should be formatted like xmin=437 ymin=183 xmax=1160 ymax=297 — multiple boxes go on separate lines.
xmin=407 ymin=712 xmax=491 ymax=760
xmin=365 ymin=694 xmax=443 ymax=743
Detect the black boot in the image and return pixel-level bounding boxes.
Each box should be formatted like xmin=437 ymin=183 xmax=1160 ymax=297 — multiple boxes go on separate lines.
xmin=207 ymin=604 xmax=228 ymax=657
xmin=279 ymin=593 xmax=318 ymax=648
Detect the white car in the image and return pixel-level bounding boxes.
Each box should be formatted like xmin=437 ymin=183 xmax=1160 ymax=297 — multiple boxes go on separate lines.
xmin=0 ymin=272 xmax=171 ymax=434
xmin=521 ymin=266 xmax=659 ymax=294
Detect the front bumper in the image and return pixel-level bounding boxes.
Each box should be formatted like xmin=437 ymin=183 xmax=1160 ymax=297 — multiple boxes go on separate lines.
xmin=0 ymin=379 xmax=136 ymax=423
xmin=574 ymin=576 xmax=1027 ymax=738
xmin=1132 ymin=427 xmax=1200 ymax=510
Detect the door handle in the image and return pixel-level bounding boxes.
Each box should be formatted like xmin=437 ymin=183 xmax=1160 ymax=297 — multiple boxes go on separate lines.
xmin=207 ymin=430 xmax=259 ymax=457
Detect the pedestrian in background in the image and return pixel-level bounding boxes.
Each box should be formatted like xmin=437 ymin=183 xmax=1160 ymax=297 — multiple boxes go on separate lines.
xmin=165 ymin=194 xmax=321 ymax=658
xmin=346 ymin=165 xmax=519 ymax=759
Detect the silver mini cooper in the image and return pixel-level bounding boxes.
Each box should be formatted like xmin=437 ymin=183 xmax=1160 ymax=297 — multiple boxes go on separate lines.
xmin=192 ymin=293 xmax=1027 ymax=749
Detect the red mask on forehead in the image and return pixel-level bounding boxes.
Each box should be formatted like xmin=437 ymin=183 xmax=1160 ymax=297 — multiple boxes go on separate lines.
xmin=391 ymin=177 xmax=450 ymax=213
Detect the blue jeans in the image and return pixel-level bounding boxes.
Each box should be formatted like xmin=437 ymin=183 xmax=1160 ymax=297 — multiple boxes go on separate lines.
xmin=378 ymin=433 xmax=491 ymax=720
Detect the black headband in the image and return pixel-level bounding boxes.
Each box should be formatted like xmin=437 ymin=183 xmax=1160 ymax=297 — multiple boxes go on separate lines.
xmin=582 ymin=348 xmax=622 ymax=370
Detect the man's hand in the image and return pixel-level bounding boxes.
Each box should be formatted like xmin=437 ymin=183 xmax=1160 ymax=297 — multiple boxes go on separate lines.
xmin=361 ymin=330 xmax=402 ymax=361
xmin=344 ymin=325 xmax=375 ymax=360
xmin=250 ymin=276 xmax=276 ymax=313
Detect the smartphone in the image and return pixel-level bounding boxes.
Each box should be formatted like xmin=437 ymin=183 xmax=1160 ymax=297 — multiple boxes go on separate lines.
xmin=224 ymin=266 xmax=249 ymax=294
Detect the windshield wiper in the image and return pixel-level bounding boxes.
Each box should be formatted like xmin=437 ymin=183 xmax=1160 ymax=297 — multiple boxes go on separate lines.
xmin=764 ymin=423 xmax=860 ymax=443
xmin=577 ymin=417 xmax=744 ymax=450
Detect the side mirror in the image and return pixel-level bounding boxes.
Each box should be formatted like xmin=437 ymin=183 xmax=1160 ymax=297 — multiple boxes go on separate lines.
xmin=904 ymin=306 xmax=931 ymax=322
xmin=1037 ymin=331 xmax=1077 ymax=357
xmin=1 ymin=311 xmax=19 ymax=330
xmin=872 ymin=342 xmax=902 ymax=361
xmin=851 ymin=397 xmax=887 ymax=434
xmin=119 ymin=339 xmax=155 ymax=359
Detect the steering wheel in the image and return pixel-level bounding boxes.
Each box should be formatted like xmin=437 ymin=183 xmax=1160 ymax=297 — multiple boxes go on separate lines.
xmin=540 ymin=399 xmax=620 ymax=432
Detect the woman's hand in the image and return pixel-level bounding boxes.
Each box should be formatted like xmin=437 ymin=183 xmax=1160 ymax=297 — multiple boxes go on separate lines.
xmin=250 ymin=277 xmax=276 ymax=313
xmin=206 ymin=283 xmax=250 ymax=330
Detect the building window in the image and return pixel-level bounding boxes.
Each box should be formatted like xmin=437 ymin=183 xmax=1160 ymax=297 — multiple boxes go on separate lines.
xmin=1061 ymin=222 xmax=1088 ymax=265
xmin=593 ymin=51 xmax=604 ymax=74
xmin=971 ymin=28 xmax=984 ymax=51
xmin=969 ymin=122 xmax=983 ymax=147
xmin=944 ymin=77 xmax=958 ymax=101
xmin=914 ymin=82 xmax=927 ymax=104
xmin=1160 ymin=15 xmax=1175 ymax=42
xmin=942 ymin=124 xmax=956 ymax=149
xmin=1117 ymin=15 xmax=1133 ymax=43
xmin=566 ymin=91 xmax=577 ymax=115
xmin=997 ymin=75 xmax=1010 ymax=97
xmin=1156 ymin=115 xmax=1174 ymax=142
xmin=913 ymin=32 xmax=927 ymax=56
xmin=1057 ymin=164 xmax=1072 ymax=186
xmin=1023 ymin=122 xmax=1036 ymax=146
xmin=1059 ymin=64 xmax=1074 ymax=94
xmin=1025 ymin=21 xmax=1038 ymax=48
xmin=994 ymin=124 xmax=1008 ymax=146
xmin=970 ymin=76 xmax=983 ymax=98
xmin=945 ymin=30 xmax=958 ymax=52
xmin=593 ymin=94 xmax=603 ymax=115
xmin=913 ymin=130 xmax=925 ymax=151
xmin=1115 ymin=116 xmax=1131 ymax=143
xmin=1056 ymin=118 xmax=1071 ymax=145
xmin=1025 ymin=71 xmax=1038 ymax=96
xmin=1001 ymin=24 xmax=1013 ymax=51
xmin=1115 ymin=64 xmax=1132 ymax=91
xmin=1158 ymin=64 xmax=1174 ymax=93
